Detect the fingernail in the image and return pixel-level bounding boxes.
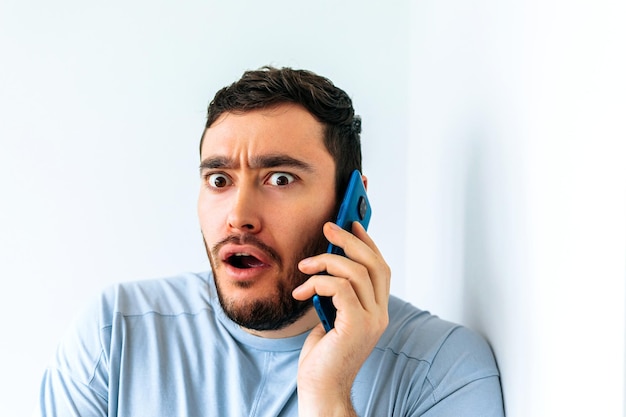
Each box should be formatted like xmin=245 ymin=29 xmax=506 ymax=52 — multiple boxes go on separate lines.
xmin=328 ymin=222 xmax=341 ymax=231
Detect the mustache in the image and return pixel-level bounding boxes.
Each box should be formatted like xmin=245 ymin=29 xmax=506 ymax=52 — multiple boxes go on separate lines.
xmin=211 ymin=233 xmax=283 ymax=268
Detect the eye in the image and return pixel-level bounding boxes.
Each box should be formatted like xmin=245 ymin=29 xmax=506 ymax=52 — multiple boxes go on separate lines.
xmin=267 ymin=172 xmax=295 ymax=187
xmin=205 ymin=173 xmax=232 ymax=189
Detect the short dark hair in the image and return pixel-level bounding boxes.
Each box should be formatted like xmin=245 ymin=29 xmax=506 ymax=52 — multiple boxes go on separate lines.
xmin=201 ymin=66 xmax=362 ymax=202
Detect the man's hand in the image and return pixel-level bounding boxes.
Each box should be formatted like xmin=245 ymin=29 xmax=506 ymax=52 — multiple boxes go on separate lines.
xmin=292 ymin=221 xmax=391 ymax=416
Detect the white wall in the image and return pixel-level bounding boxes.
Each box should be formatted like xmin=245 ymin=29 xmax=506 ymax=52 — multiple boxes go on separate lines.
xmin=407 ymin=1 xmax=626 ymax=416
xmin=0 ymin=1 xmax=409 ymax=415
xmin=1 ymin=1 xmax=624 ymax=416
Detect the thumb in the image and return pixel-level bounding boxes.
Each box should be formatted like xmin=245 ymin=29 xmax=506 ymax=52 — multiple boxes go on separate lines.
xmin=299 ymin=324 xmax=326 ymax=366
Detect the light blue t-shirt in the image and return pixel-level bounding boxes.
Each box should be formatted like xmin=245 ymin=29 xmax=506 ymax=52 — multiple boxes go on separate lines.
xmin=37 ymin=272 xmax=504 ymax=416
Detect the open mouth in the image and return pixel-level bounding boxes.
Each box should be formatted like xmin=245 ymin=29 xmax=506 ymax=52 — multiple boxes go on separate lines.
xmin=226 ymin=253 xmax=267 ymax=269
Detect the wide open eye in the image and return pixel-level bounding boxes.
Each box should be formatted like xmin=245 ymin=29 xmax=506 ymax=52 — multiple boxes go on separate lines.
xmin=267 ymin=172 xmax=295 ymax=187
xmin=206 ymin=173 xmax=232 ymax=189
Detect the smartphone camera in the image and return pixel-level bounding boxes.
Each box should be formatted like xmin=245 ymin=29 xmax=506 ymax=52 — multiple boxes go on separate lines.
xmin=358 ymin=196 xmax=368 ymax=220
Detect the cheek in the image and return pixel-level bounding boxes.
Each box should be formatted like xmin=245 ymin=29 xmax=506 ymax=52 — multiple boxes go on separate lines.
xmin=198 ymin=194 xmax=224 ymax=236
xmin=276 ymin=204 xmax=333 ymax=243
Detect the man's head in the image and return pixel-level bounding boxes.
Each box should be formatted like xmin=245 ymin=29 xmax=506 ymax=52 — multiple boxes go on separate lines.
xmin=202 ymin=66 xmax=362 ymax=202
xmin=198 ymin=67 xmax=362 ymax=334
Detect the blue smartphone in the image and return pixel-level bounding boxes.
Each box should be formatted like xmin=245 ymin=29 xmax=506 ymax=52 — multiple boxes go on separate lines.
xmin=312 ymin=170 xmax=372 ymax=332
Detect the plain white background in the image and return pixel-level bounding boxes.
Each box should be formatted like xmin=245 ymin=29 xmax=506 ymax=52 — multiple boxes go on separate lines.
xmin=1 ymin=1 xmax=625 ymax=416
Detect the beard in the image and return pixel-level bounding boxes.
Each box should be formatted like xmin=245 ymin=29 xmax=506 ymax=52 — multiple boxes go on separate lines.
xmin=205 ymin=228 xmax=329 ymax=332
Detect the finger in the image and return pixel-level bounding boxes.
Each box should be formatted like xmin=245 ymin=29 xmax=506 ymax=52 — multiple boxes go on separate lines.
xmin=323 ymin=222 xmax=391 ymax=305
xmin=293 ymin=274 xmax=375 ymax=331
xmin=350 ymin=221 xmax=383 ymax=258
xmin=297 ymin=255 xmax=377 ymax=312
xmin=293 ymin=271 xmax=370 ymax=314
xmin=349 ymin=222 xmax=391 ymax=299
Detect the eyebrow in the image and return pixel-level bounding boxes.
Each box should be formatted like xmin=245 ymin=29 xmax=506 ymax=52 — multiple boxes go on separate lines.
xmin=199 ymin=154 xmax=315 ymax=172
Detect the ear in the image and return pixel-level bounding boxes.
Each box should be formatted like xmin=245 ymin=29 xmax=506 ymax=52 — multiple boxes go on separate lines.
xmin=362 ymin=174 xmax=368 ymax=191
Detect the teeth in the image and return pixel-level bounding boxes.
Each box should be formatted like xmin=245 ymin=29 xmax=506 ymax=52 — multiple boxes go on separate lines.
xmin=234 ymin=252 xmax=250 ymax=257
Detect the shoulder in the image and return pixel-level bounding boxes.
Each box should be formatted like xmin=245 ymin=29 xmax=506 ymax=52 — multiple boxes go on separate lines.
xmin=40 ymin=272 xmax=221 ymax=412
xmin=58 ymin=271 xmax=215 ymax=367
xmin=380 ymin=295 xmax=500 ymax=391
xmin=52 ymin=272 xmax=216 ymax=374
xmin=97 ymin=271 xmax=214 ymax=320
xmin=382 ymin=296 xmax=496 ymax=362
xmin=359 ymin=296 xmax=503 ymax=414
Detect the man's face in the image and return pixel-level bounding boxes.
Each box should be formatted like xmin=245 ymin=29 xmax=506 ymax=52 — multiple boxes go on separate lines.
xmin=198 ymin=103 xmax=337 ymax=332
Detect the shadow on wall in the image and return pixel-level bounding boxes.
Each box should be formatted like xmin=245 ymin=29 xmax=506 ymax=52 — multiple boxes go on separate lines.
xmin=460 ymin=133 xmax=532 ymax=412
xmin=461 ymin=135 xmax=496 ymax=337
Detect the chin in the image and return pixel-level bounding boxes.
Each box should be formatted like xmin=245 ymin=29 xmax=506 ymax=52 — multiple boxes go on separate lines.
xmin=214 ymin=275 xmax=311 ymax=331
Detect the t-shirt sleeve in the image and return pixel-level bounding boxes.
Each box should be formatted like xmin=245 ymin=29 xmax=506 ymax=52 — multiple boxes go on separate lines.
xmin=419 ymin=375 xmax=504 ymax=417
xmin=35 ymin=292 xmax=112 ymax=417
xmin=417 ymin=326 xmax=505 ymax=417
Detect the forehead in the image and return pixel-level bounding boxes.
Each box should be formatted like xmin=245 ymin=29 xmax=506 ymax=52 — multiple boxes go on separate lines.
xmin=200 ymin=103 xmax=331 ymax=165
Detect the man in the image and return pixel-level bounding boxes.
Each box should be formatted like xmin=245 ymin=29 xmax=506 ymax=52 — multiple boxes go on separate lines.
xmin=37 ymin=67 xmax=504 ymax=416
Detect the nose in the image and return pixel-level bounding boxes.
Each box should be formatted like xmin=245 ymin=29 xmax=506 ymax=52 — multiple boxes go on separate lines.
xmin=227 ymin=186 xmax=261 ymax=233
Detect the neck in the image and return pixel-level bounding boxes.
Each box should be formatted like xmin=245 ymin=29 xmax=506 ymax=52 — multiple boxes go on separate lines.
xmin=243 ymin=308 xmax=321 ymax=339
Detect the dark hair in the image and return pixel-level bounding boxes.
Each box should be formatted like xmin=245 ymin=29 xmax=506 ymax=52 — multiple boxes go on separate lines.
xmin=201 ymin=66 xmax=362 ymax=202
